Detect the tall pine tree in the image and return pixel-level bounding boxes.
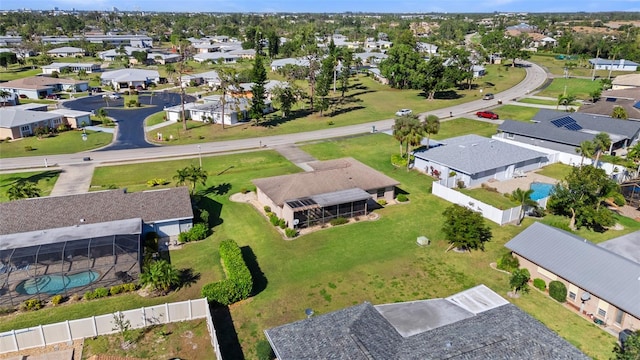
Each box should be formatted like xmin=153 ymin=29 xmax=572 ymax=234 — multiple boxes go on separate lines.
xmin=249 ymin=55 xmax=268 ymax=125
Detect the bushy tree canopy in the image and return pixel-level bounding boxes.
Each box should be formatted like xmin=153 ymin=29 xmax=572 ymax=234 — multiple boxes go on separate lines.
xmin=441 ymin=204 xmax=492 ymax=252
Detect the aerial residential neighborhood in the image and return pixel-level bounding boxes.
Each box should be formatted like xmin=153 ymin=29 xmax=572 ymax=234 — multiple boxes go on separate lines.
xmin=0 ymin=2 xmax=639 ymax=359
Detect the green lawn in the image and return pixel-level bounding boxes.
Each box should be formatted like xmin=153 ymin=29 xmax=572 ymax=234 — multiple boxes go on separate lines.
xmin=536 ymin=163 xmax=573 ymax=180
xmin=432 ymin=118 xmax=498 ymax=139
xmin=2 ymin=133 xmax=630 ymax=360
xmin=536 ymin=77 xmax=604 ymax=100
xmin=493 ymin=104 xmax=540 ymax=122
xmin=145 ymin=111 xmax=168 ymax=127
xmin=146 ymin=67 xmax=524 ymax=145
xmin=0 ymin=170 xmax=60 ymax=202
xmin=459 ymin=187 xmax=519 ymax=209
xmin=0 ymin=66 xmax=42 ymax=81
xmin=530 ymin=54 xmax=632 ymax=78
xmin=517 ymin=98 xmax=579 ymax=107
xmin=0 ymin=130 xmax=113 ymax=159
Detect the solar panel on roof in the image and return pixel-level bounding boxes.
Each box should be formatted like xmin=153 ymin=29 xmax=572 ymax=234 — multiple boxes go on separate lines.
xmin=606 ymin=97 xmax=617 ymax=102
xmin=564 ymin=123 xmax=583 ymax=131
xmin=551 ymin=116 xmax=575 ymax=128
xmin=634 ymin=101 xmax=640 ymax=109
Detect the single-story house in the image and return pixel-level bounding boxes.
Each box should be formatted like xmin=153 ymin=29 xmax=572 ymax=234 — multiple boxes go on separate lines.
xmin=368 ymin=67 xmax=388 ymax=85
xmin=496 ymin=109 xmax=640 ymax=154
xmin=353 ymin=52 xmax=388 ymax=65
xmin=270 ymin=57 xmax=310 ymax=71
xmin=252 ymin=158 xmax=399 ymax=229
xmin=97 ymin=46 xmax=144 ymax=61
xmin=612 ymin=73 xmax=640 ymax=90
xmin=578 ymin=88 xmax=640 ymax=121
xmin=180 ymin=70 xmax=220 ymax=88
xmin=0 ymin=35 xmax=22 ymax=47
xmin=49 ymin=108 xmax=92 ymax=128
xmin=100 ymin=69 xmax=160 ymax=90
xmin=193 ymin=43 xmax=221 ymax=53
xmin=505 ymin=222 xmax=640 ymax=331
xmin=590 ymin=58 xmax=639 ymax=72
xmin=234 ymin=80 xmax=287 ymax=100
xmin=164 ymin=95 xmax=271 ymax=125
xmin=193 ymin=52 xmax=239 ymax=63
xmin=265 ymin=284 xmax=589 ymax=359
xmin=228 ymin=48 xmax=256 ymax=59
xmin=472 ymin=65 xmax=486 ymax=78
xmin=0 ymin=76 xmax=89 ymax=99
xmin=413 ymin=135 xmax=549 ymax=188
xmin=364 ymin=39 xmax=393 ymax=51
xmin=41 ymin=35 xmax=152 ymax=48
xmin=147 ymin=52 xmax=180 ymax=65
xmin=416 ymin=42 xmax=438 ymax=55
xmin=42 ymin=62 xmax=101 ymax=75
xmin=0 ymin=187 xmax=192 ymax=306
xmin=47 ymin=46 xmax=85 ymax=58
xmin=0 ymin=107 xmax=64 ymax=139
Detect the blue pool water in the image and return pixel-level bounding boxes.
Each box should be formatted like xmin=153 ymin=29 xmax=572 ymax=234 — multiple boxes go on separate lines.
xmin=16 ymin=270 xmax=99 ymax=295
xmin=530 ymin=182 xmax=554 ymax=201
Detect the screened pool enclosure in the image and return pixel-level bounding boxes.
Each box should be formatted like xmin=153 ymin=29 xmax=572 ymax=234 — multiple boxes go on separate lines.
xmin=0 ymin=219 xmax=141 ymax=307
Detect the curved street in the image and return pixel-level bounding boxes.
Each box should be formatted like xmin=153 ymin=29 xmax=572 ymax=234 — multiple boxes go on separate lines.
xmin=0 ymin=61 xmax=548 ymax=171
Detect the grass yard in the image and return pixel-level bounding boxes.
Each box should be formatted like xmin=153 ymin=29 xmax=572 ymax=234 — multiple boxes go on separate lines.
xmin=0 ymin=170 xmax=60 ymax=202
xmin=535 ymin=77 xmax=604 ymax=100
xmin=530 ymin=54 xmax=630 ymax=78
xmin=0 ymin=66 xmax=42 ymax=81
xmin=536 ymin=163 xmax=574 ymax=180
xmin=517 ymin=97 xmax=580 ymax=107
xmin=146 ymin=67 xmax=523 ymax=145
xmin=493 ymin=104 xmax=540 ymax=122
xmin=82 ymin=319 xmax=214 ymax=360
xmin=1 ymin=133 xmax=631 ymax=360
xmin=145 ymin=111 xmax=167 ymax=127
xmin=432 ymin=118 xmax=498 ymax=139
xmin=0 ymin=130 xmax=113 ymax=159
xmin=459 ymin=187 xmax=519 ymax=209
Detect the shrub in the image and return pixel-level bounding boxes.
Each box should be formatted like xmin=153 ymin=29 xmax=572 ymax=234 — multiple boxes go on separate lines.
xmin=199 ymin=209 xmax=210 ymax=226
xmin=390 ymin=154 xmax=407 ymax=167
xmin=240 ymin=187 xmax=249 ymax=194
xmin=496 ymin=252 xmax=520 ymax=272
xmin=123 ymin=283 xmax=137 ymax=292
xmin=83 ymin=291 xmax=96 ymax=301
xmin=278 ymin=218 xmax=287 ymax=229
xmin=611 ymin=192 xmax=626 ymax=207
xmin=123 ymin=90 xmax=130 ymax=95
xmin=263 ymin=205 xmax=271 ymax=213
xmin=377 ymin=199 xmax=387 ymax=206
xmin=326 ymin=120 xmax=335 ymax=126
xmin=549 ymin=281 xmax=567 ymax=303
xmin=285 ymin=228 xmax=297 ymax=238
xmin=21 ymin=299 xmax=43 ymax=311
xmin=533 ymin=278 xmax=546 ymax=291
xmin=269 ymin=213 xmax=280 ymax=226
xmin=110 ymin=285 xmax=124 ymax=296
xmin=456 ymin=180 xmax=466 ymax=189
xmin=189 ymin=223 xmax=209 ymax=241
xmin=178 ymin=231 xmax=189 ymax=243
xmin=330 ymin=217 xmax=349 ymax=226
xmin=146 ymin=178 xmax=167 ymax=187
xmin=396 ymin=194 xmax=408 ymax=202
xmin=201 ymin=239 xmax=252 ymax=305
xmin=93 ymin=287 xmax=109 ymax=298
xmin=256 ymin=339 xmax=275 ymax=360
xmin=51 ymin=295 xmax=63 ymax=306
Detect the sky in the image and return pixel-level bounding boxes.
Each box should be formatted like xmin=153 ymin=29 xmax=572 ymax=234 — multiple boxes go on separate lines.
xmin=2 ymin=0 xmax=640 ymax=13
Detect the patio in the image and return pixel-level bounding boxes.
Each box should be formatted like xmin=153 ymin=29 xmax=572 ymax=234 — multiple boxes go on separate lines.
xmin=473 ymin=169 xmax=559 ymax=195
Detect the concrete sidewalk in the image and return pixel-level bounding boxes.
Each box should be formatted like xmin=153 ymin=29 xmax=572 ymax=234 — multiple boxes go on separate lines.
xmin=273 ymin=144 xmax=317 ymax=171
xmin=49 ymin=163 xmax=97 ymax=196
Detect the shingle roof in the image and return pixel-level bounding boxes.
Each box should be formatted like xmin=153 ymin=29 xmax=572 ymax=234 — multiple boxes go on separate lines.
xmin=598 ymin=230 xmax=640 ymax=264
xmin=265 ymin=285 xmax=589 ymax=360
xmin=0 ymin=187 xmax=193 ymax=235
xmin=532 ymin=109 xmax=640 ymax=136
xmin=505 ymin=222 xmax=640 ymax=318
xmin=0 ymin=108 xmax=61 ymax=128
xmin=100 ymin=69 xmax=159 ymax=82
xmin=252 ymin=158 xmax=399 ymax=206
xmin=612 ymin=74 xmax=640 ymax=87
xmin=412 ymin=134 xmax=548 ymax=175
xmin=499 ymin=120 xmax=594 ymax=146
xmin=47 ymin=46 xmax=84 ymax=54
xmin=0 ymin=76 xmax=86 ymax=90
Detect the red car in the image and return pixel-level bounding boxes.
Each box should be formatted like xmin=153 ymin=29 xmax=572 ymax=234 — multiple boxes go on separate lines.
xmin=476 ymin=111 xmax=499 ymax=120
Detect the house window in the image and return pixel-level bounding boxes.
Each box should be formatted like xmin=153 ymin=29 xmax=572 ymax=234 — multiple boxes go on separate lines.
xmin=376 ymin=188 xmax=385 ymax=198
xmin=20 ymin=125 xmax=30 ymax=132
xmin=568 ymin=292 xmax=576 ymax=301
xmin=597 ymin=308 xmax=607 ymax=318
xmin=53 ymin=118 xmax=61 ymax=125
xmin=506 ymin=133 xmax=515 ymax=139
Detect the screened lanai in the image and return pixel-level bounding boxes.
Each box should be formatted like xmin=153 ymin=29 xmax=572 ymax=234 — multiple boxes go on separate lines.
xmin=286 ymin=188 xmax=370 ymax=229
xmin=0 ymin=219 xmax=141 ymax=307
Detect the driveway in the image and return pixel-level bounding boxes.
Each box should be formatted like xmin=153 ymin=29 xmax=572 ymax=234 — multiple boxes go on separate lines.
xmin=63 ymin=92 xmax=194 ymax=151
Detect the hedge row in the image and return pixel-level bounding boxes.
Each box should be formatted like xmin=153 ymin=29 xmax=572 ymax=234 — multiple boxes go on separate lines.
xmin=201 ymin=239 xmax=253 ymax=305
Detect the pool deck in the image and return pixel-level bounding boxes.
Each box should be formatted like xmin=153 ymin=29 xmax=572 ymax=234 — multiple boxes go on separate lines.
xmin=471 ymin=169 xmax=559 ymax=195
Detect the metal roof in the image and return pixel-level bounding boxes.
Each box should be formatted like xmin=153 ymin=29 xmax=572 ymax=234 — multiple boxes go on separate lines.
xmin=505 ymin=222 xmax=640 ymax=318
xmin=310 ymin=188 xmax=371 ymax=208
xmin=412 ymin=135 xmax=548 ymax=175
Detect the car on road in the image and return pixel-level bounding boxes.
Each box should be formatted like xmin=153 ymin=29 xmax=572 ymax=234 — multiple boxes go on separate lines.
xmin=476 ymin=111 xmax=499 ymax=120
xmin=395 ymin=109 xmax=412 ymax=117
xmin=482 ymin=93 xmax=494 ymax=100
xmin=103 ymin=93 xmax=121 ymax=100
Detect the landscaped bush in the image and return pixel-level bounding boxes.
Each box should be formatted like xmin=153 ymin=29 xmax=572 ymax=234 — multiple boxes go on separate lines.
xmin=396 ymin=194 xmax=408 ymax=202
xmin=201 ymin=239 xmax=253 ymax=305
xmin=285 ymin=228 xmax=297 ymax=238
xmin=611 ymin=192 xmax=626 ymax=206
xmin=51 ymin=295 xmax=63 ymax=306
xmin=110 ymin=285 xmax=124 ymax=296
xmin=24 ymin=146 xmax=33 ymax=152
xmin=533 ymin=278 xmax=546 ymax=291
xmin=256 ymin=339 xmax=275 ymax=360
xmin=269 ymin=213 xmax=280 ymax=226
xmin=178 ymin=223 xmax=209 ymax=243
xmin=199 ymin=209 xmax=210 ymax=226
xmin=123 ymin=283 xmax=137 ymax=292
xmin=377 ymin=199 xmax=387 ymax=206
xmin=83 ymin=291 xmax=96 ymax=301
xmin=0 ymin=306 xmax=16 ymax=315
xmin=390 ymin=154 xmax=408 ymax=167
xmin=330 ymin=217 xmax=349 ymax=226
xmin=549 ymin=281 xmax=567 ymax=303
xmin=93 ymin=287 xmax=109 ymax=298
xmin=146 ymin=178 xmax=167 ymax=187
xmin=21 ymin=298 xmax=43 ymax=311
xmin=263 ymin=206 xmax=271 ymax=213
xmin=278 ymin=218 xmax=287 ymax=229
xmin=496 ymin=252 xmax=520 ymax=272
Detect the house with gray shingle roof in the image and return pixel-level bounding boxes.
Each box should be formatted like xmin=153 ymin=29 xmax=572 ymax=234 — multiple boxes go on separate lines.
xmin=0 ymin=107 xmax=63 ymax=139
xmin=496 ymin=109 xmax=640 ymax=154
xmin=0 ymin=187 xmax=193 ymax=307
xmin=252 ymin=158 xmax=399 ymax=229
xmin=413 ymin=134 xmax=549 ymax=188
xmin=47 ymin=46 xmax=85 ymax=58
xmin=505 ymin=222 xmax=640 ymax=332
xmin=265 ymin=284 xmax=589 ymax=359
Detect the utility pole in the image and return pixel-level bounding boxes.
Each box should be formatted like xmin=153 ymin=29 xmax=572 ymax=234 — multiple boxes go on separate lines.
xmin=591 ymin=47 xmax=600 ymax=81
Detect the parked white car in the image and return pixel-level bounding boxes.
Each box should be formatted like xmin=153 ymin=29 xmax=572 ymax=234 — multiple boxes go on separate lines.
xmin=395 ymin=109 xmax=412 ymax=117
xmin=102 ymin=93 xmax=121 ymax=100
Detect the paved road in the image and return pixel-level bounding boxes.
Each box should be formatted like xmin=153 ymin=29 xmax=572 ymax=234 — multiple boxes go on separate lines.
xmin=63 ymin=92 xmax=194 ymax=150
xmin=0 ymin=61 xmax=547 ymax=171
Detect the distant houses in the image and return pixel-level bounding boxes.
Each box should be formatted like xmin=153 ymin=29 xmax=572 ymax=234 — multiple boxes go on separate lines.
xmin=0 ymin=76 xmax=89 ymax=99
xmin=590 ymin=58 xmax=639 ymax=72
xmin=47 ymin=46 xmax=86 ymax=58
xmin=42 ymin=62 xmax=101 ymax=75
xmin=100 ymin=69 xmax=160 ymax=90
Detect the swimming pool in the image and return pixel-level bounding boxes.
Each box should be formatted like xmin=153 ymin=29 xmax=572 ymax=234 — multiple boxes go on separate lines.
xmin=530 ymin=182 xmax=554 ymax=201
xmin=15 ymin=270 xmax=99 ymax=295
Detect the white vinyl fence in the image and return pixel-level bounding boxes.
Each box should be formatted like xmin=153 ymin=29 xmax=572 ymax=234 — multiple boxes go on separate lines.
xmin=0 ymin=298 xmax=222 ymax=359
xmin=432 ymin=182 xmax=521 ymax=225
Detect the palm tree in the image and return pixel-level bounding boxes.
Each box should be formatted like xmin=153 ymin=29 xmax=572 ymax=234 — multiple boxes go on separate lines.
xmin=612 ymin=106 xmax=628 ymax=119
xmin=173 ymin=164 xmax=208 ymax=195
xmin=139 ymin=260 xmax=180 ymax=294
xmin=509 ymin=188 xmax=538 ymax=225
xmin=557 ymin=94 xmax=576 ymax=112
xmin=7 ymin=180 xmax=41 ymax=200
xmin=593 ymin=132 xmax=611 ymax=167
xmin=626 ymin=143 xmax=640 ymax=164
xmin=77 ymin=68 xmax=87 ymax=80
xmin=404 ymin=116 xmax=426 ymax=170
xmin=96 ymin=107 xmax=108 ymax=124
xmin=575 ymin=140 xmax=595 ymax=166
xmin=0 ymin=89 xmax=10 ymax=107
xmin=392 ymin=116 xmax=410 ymax=157
xmin=424 ymin=115 xmax=440 ymax=149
